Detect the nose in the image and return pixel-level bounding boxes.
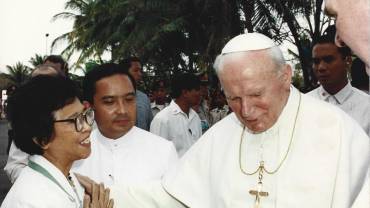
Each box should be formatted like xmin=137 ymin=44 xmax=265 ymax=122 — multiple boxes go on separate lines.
xmin=241 ymin=98 xmax=254 ymax=118
xmin=116 ymin=100 xmax=127 ymax=115
xmin=317 ymin=60 xmax=326 ymax=72
xmin=138 ymin=70 xmax=143 ymax=79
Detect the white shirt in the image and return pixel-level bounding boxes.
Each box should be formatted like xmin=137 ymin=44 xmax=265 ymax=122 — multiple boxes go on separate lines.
xmin=111 ymin=87 xmax=369 ymax=208
xmin=150 ymin=100 xmax=202 ymax=157
xmin=209 ymin=105 xmax=229 ymax=126
xmin=4 ymin=126 xmax=178 ymax=189
xmin=4 ymin=141 xmax=29 ymax=183
xmin=1 ymin=155 xmax=84 ymax=208
xmin=72 ymin=126 xmax=178 ymax=187
xmin=307 ymin=82 xmax=370 ymax=136
xmin=151 ymin=102 xmax=168 ymax=117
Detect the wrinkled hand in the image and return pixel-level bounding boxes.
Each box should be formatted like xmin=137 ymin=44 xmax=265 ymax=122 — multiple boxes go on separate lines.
xmin=76 ymin=173 xmax=114 ymax=208
xmin=83 ymin=183 xmax=114 ymax=208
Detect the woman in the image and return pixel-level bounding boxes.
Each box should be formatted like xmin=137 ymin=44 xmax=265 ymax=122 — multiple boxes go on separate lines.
xmin=1 ymin=76 xmax=111 ymax=208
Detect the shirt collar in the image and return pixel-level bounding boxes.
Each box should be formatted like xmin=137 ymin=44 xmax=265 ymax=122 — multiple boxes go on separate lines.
xmin=151 ymin=102 xmax=167 ymax=109
xmin=318 ymin=82 xmax=352 ymax=104
xmin=169 ymin=100 xmax=197 ymax=119
xmin=96 ymin=127 xmax=137 ymax=150
xmin=29 ymin=155 xmax=78 ymax=198
xmin=332 ymin=82 xmax=352 ymax=104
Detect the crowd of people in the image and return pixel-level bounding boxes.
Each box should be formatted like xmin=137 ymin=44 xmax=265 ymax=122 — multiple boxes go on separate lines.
xmin=1 ymin=0 xmax=370 ymax=207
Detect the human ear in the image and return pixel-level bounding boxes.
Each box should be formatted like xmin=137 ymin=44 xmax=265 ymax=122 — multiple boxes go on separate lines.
xmin=32 ymin=137 xmax=50 ymax=150
xmin=280 ymin=64 xmax=292 ymax=87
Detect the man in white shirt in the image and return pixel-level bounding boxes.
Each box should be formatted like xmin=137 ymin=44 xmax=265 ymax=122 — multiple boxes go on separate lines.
xmin=324 ymin=0 xmax=370 ymax=75
xmin=82 ymin=32 xmax=369 ymax=208
xmin=307 ymin=32 xmax=370 ymax=136
xmin=150 ymin=73 xmax=202 ymax=157
xmin=150 ymin=80 xmax=168 ymax=117
xmin=72 ymin=63 xmax=177 ymax=186
xmin=4 ymin=63 xmax=178 ymax=188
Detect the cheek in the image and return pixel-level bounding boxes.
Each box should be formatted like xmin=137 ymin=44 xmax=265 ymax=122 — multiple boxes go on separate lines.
xmin=255 ymin=101 xmax=270 ymax=115
xmin=227 ymin=101 xmax=240 ymax=113
xmin=94 ymin=108 xmax=112 ymax=123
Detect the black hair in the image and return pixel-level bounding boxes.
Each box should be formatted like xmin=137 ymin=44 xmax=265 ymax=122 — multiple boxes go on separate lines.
xmin=171 ymin=73 xmax=201 ymax=98
xmin=82 ymin=63 xmax=136 ymax=103
xmin=351 ymin=58 xmax=369 ymax=88
xmin=313 ymin=25 xmax=351 ymax=58
xmin=44 ymin=55 xmax=68 ymax=74
xmin=118 ymin=57 xmax=142 ymax=73
xmin=151 ymin=80 xmax=166 ymax=92
xmin=6 ymin=76 xmax=80 ymax=155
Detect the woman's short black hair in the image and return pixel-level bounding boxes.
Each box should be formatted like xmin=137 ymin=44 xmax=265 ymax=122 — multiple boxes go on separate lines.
xmin=171 ymin=73 xmax=201 ymax=98
xmin=82 ymin=63 xmax=136 ymax=104
xmin=6 ymin=75 xmax=80 ymax=155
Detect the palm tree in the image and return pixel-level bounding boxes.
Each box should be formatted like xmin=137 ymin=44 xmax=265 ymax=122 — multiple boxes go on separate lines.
xmin=252 ymin=0 xmax=333 ymax=90
xmin=6 ymin=62 xmax=31 ymax=86
xmin=52 ymin=0 xmax=331 ymax=89
xmin=29 ymin=54 xmax=45 ymax=68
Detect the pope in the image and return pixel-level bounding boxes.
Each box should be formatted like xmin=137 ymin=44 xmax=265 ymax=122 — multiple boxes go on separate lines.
xmin=80 ymin=31 xmax=370 ymax=208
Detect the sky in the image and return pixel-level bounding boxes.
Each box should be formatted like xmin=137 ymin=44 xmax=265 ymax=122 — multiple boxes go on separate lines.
xmin=0 ymin=0 xmax=73 ymax=74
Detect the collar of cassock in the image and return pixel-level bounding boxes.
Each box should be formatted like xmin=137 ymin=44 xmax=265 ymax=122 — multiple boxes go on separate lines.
xmin=96 ymin=127 xmax=137 ymax=150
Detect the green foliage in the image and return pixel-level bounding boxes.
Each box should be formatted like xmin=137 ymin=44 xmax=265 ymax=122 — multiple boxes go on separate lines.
xmin=52 ymin=0 xmax=332 ymax=90
xmin=28 ymin=54 xmax=46 ymax=68
xmin=6 ymin=62 xmax=31 ymax=86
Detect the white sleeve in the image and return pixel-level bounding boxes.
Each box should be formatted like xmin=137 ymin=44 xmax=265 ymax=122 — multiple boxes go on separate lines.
xmin=351 ymin=170 xmax=370 ymax=208
xmin=165 ymin=143 xmax=179 ymax=172
xmin=110 ymin=180 xmax=186 ymax=208
xmin=150 ymin=117 xmax=169 ymax=141
xmin=4 ymin=141 xmax=29 ymax=183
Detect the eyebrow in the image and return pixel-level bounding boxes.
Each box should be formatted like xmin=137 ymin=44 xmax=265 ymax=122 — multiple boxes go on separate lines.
xmin=66 ymin=108 xmax=84 ymax=119
xmin=101 ymin=92 xmax=136 ymax=100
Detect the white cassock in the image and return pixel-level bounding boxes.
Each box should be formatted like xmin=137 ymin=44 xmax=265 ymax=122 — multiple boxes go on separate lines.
xmin=1 ymin=155 xmax=84 ymax=208
xmin=110 ymin=87 xmax=369 ymax=208
xmin=72 ymin=126 xmax=178 ymax=187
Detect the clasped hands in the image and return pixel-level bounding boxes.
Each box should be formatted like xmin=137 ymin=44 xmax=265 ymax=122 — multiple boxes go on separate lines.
xmin=76 ymin=173 xmax=114 ymax=208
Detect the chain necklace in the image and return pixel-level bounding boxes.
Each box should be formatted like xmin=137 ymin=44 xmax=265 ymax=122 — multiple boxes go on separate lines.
xmin=239 ymin=92 xmax=301 ymax=175
xmin=238 ymin=92 xmax=301 ymax=208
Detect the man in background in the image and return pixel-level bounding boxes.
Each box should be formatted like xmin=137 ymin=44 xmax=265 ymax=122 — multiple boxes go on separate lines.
xmin=44 ymin=55 xmax=69 ymax=76
xmin=150 ymin=73 xmax=202 ymax=157
xmin=120 ymin=57 xmax=153 ymax=131
xmin=151 ymin=80 xmax=168 ymax=117
xmin=308 ymin=33 xmax=370 ymax=136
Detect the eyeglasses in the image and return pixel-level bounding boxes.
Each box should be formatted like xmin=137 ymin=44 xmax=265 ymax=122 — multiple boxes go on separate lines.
xmin=54 ymin=108 xmax=94 ymax=132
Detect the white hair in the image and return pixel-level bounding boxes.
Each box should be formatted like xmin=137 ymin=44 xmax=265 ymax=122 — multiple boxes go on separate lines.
xmin=213 ymin=46 xmax=286 ymax=76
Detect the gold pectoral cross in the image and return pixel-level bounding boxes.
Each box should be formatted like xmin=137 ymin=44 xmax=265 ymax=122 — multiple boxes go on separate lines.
xmin=249 ymin=162 xmax=269 ymax=208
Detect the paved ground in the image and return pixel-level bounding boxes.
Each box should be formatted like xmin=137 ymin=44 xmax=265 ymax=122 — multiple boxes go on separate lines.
xmin=0 ymin=119 xmax=11 ymax=203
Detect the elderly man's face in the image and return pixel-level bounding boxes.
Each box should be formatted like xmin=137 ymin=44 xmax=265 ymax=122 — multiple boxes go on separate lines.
xmin=324 ymin=0 xmax=370 ymax=72
xmin=219 ymin=51 xmax=291 ymax=133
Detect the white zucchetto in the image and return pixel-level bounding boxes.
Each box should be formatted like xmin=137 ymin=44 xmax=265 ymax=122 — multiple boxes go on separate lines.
xmin=221 ymin=30 xmax=276 ymax=55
